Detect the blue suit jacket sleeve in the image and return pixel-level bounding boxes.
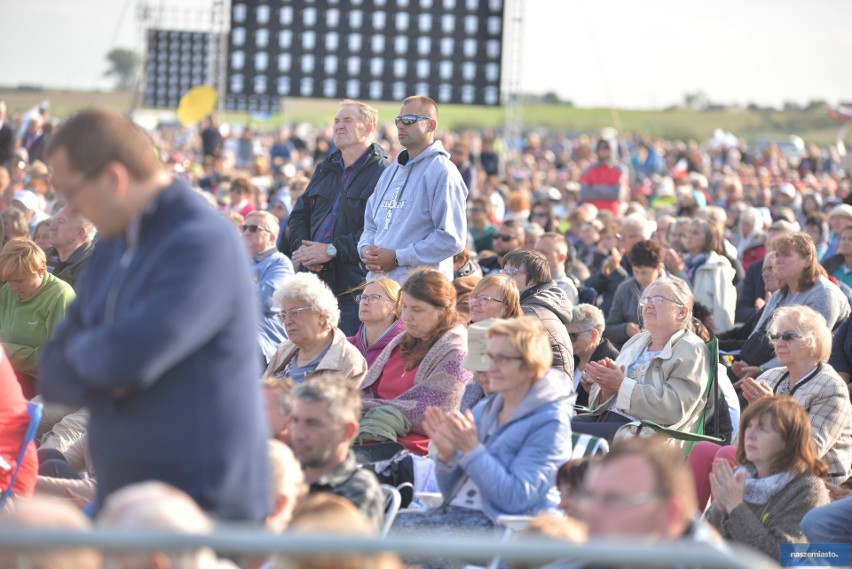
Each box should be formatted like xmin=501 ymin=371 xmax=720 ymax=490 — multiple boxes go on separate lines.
xmin=61 ymin=231 xmax=241 ymax=391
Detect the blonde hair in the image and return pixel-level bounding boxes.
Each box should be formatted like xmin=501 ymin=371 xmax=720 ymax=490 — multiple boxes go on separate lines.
xmin=0 ymin=237 xmax=46 ymax=279
xmin=365 ymin=277 xmax=402 ymax=317
xmin=488 ymin=316 xmax=553 ymax=378
xmin=768 ymin=305 xmax=832 ymax=363
xmin=470 ymin=274 xmax=522 ymax=318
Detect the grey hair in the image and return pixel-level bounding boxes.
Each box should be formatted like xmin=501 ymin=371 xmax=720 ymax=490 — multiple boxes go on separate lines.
xmin=642 ymin=276 xmax=694 ymax=331
xmin=292 ymin=373 xmax=361 ymax=425
xmin=623 ymin=213 xmax=655 ymax=240
xmin=571 ymin=303 xmax=605 ymax=335
xmin=273 ymin=272 xmax=340 ymax=330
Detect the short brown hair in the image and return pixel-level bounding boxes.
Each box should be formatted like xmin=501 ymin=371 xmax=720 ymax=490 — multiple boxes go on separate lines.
xmin=770 ymin=232 xmax=822 ymax=295
xmin=402 ymin=95 xmax=438 ymax=121
xmin=1 ymin=207 xmax=29 ymax=241
xmin=0 ymin=237 xmax=46 ymax=279
xmin=47 ymin=108 xmax=160 ymax=180
xmin=502 ymin=249 xmax=551 ymax=286
xmin=736 ymin=396 xmax=828 ymax=478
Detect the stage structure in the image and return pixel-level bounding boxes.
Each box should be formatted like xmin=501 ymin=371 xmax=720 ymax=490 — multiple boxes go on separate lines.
xmin=224 ymin=0 xmax=505 ymax=112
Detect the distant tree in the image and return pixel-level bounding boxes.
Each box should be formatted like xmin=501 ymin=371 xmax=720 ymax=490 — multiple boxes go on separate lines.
xmin=782 ymin=100 xmax=802 ymax=112
xmin=542 ymin=91 xmax=561 ymax=104
xmin=104 ymin=48 xmax=140 ymax=92
xmin=804 ymin=99 xmax=827 ymax=112
xmin=683 ymin=91 xmax=710 ymax=110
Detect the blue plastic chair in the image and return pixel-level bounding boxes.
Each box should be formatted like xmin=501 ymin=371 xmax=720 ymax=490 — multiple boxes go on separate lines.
xmin=0 ymin=401 xmax=43 ymax=510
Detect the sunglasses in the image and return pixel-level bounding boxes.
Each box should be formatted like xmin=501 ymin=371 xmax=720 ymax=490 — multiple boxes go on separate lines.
xmin=394 ymin=115 xmax=432 ymax=126
xmin=494 ymin=234 xmax=516 ymax=242
xmin=241 ymin=224 xmax=270 ymax=234
xmin=768 ymin=331 xmax=801 ymax=343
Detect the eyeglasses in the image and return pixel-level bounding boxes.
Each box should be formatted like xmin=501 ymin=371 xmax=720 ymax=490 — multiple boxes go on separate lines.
xmin=531 ymin=211 xmax=549 ymax=218
xmin=356 ymin=294 xmax=389 ymax=305
xmin=768 ymin=331 xmax=802 ymax=343
xmin=278 ymin=307 xmax=313 ymax=321
xmin=469 ymin=207 xmax=484 ymax=213
xmin=638 ymin=295 xmax=682 ymax=307
xmin=569 ymin=329 xmax=593 ymax=343
xmin=394 ymin=115 xmax=432 ymax=126
xmin=500 ymin=267 xmax=527 ymax=277
xmin=241 ymin=224 xmax=270 ymax=234
xmin=484 ymin=352 xmax=524 ymax=366
xmin=468 ymin=295 xmax=503 ymax=306
xmin=576 ymin=491 xmax=662 ymax=510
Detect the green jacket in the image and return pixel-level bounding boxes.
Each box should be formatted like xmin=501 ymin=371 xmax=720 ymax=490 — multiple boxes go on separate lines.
xmin=0 ymin=272 xmax=75 ymax=375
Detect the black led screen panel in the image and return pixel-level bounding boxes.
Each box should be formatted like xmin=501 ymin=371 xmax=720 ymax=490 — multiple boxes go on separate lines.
xmin=225 ymin=0 xmax=504 ymax=111
xmin=144 ymin=29 xmax=212 ymax=109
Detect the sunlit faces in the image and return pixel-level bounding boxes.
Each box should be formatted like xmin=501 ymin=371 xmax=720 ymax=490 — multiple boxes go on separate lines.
xmin=289 ymin=399 xmax=347 ymax=469
xmin=6 ymin=269 xmax=44 ymax=301
xmin=399 ymin=291 xmax=444 ymax=340
xmin=395 ymin=101 xmax=433 ymax=152
xmin=469 ymin=284 xmax=504 ymax=323
xmin=357 ymin=282 xmax=396 ymax=325
xmin=772 ymin=248 xmax=809 ymax=286
xmin=485 ymin=335 xmax=535 ymax=396
xmin=332 ymin=104 xmax=371 ymax=152
xmin=632 ymin=265 xmax=662 ymax=289
xmin=769 ymin=319 xmax=809 ymax=367
xmin=639 ymin=283 xmax=687 ymax=331
xmin=280 ymin=299 xmax=325 ymax=348
xmin=743 ymin=414 xmax=786 ymax=474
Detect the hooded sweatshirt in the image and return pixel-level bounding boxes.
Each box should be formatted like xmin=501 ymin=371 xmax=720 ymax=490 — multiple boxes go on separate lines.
xmin=435 ymin=368 xmax=575 ymax=520
xmin=358 ymin=141 xmax=468 ymax=282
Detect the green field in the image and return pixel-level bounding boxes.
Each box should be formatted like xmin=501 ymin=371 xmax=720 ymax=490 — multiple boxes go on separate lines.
xmin=0 ymin=88 xmax=843 ymax=145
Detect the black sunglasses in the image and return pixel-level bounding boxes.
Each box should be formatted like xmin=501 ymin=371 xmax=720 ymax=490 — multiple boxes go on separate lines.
xmin=241 ymin=224 xmax=269 ymax=234
xmin=394 ymin=115 xmax=432 ymax=126
xmin=495 ymin=234 xmax=516 ymax=242
xmin=768 ymin=331 xmax=801 ymax=342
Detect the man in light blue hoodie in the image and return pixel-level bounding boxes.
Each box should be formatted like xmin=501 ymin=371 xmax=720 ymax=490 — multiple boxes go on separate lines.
xmin=359 ymin=96 xmax=468 ymax=283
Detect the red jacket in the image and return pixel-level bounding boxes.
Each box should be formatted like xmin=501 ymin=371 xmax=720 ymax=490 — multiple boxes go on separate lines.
xmin=580 ymin=162 xmax=626 ymax=215
xmin=0 ymin=347 xmax=37 ymax=499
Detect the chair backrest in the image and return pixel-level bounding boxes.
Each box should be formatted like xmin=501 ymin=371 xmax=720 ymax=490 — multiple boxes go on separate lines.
xmin=570 ymin=432 xmax=609 ymax=459
xmin=0 ymin=401 xmax=43 ymax=510
xmin=686 ymin=337 xmax=719 ymax=454
xmin=379 ymin=483 xmax=401 ymax=538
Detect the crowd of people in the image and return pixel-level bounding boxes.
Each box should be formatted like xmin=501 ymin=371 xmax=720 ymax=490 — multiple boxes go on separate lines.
xmin=0 ymin=93 xmax=850 ymax=568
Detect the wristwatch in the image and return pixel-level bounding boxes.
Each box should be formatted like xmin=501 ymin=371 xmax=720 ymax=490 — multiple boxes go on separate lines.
xmin=327 ymin=243 xmax=337 ymax=258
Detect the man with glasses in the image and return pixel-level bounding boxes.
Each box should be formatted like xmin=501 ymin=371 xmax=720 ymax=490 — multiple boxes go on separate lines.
xmin=243 ymin=210 xmax=294 ymax=365
xmin=480 ymin=219 xmax=524 ymax=275
xmin=501 ymin=249 xmax=575 ymax=381
xmin=39 ymin=109 xmax=270 ymax=523
xmin=359 ymin=96 xmax=468 ymax=283
xmin=545 ymin=437 xmax=720 ymax=569
xmin=288 ymin=100 xmax=389 ymax=335
xmin=569 ymin=304 xmax=618 ymax=408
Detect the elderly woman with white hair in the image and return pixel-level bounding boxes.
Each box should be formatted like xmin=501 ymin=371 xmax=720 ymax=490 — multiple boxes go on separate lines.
xmin=573 ymin=277 xmax=710 ymax=444
xmin=265 ymin=272 xmax=367 ymax=385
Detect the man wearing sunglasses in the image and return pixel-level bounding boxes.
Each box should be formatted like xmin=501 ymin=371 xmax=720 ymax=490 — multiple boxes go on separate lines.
xmin=359 ymin=96 xmax=468 ymax=282
xmin=288 ymin=100 xmax=390 ymax=335
xmin=479 ymin=219 xmax=524 ymax=275
xmin=243 ymin=211 xmax=294 ymax=365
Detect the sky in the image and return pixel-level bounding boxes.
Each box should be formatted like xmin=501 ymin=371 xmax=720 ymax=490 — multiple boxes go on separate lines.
xmin=1 ymin=0 xmax=850 ymax=110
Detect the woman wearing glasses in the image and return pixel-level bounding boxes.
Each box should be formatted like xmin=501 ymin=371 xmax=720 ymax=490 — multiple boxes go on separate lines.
xmin=689 ymin=305 xmax=852 ymax=510
xmin=347 ymin=278 xmax=405 ymax=368
xmin=572 ymin=277 xmax=710 ymax=445
xmin=416 ymin=317 xmax=573 ymax=527
xmin=264 ymin=272 xmax=367 ymax=385
xmin=360 ymin=268 xmax=472 ymax=456
xmin=467 ymin=274 xmax=522 ymax=324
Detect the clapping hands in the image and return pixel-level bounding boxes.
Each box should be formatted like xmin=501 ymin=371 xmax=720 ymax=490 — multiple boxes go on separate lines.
xmin=423 ymin=406 xmax=479 ymax=464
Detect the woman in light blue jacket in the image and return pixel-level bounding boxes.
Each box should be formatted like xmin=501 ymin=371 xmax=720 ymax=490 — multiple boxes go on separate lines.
xmin=419 ymin=316 xmax=574 ymax=527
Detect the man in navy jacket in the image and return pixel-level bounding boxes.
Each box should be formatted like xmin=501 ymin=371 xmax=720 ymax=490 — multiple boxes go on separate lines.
xmin=40 ymin=109 xmax=270 ymax=522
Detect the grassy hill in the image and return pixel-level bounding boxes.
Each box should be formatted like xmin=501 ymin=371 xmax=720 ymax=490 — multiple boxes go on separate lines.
xmin=0 ymin=88 xmax=843 ymax=145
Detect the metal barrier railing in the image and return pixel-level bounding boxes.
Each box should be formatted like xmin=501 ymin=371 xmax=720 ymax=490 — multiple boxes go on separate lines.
xmin=0 ymin=528 xmax=782 ymax=569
